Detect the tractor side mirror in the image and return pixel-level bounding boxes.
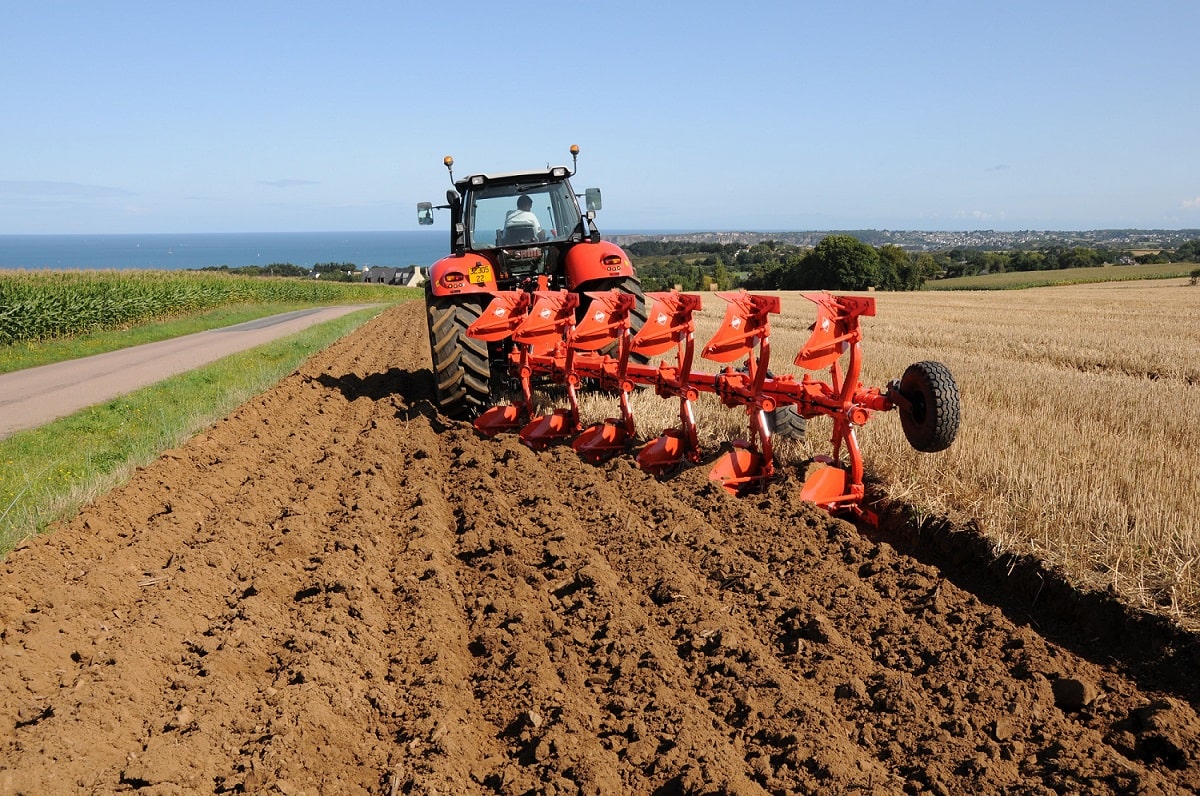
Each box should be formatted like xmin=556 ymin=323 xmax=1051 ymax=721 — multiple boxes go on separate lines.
xmin=585 ymin=188 xmax=602 ymax=213
xmin=417 ymin=202 xmax=434 ymax=225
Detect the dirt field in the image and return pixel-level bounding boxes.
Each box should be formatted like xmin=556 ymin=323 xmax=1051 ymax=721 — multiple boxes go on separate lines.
xmin=3 ymin=301 xmax=1199 ymax=794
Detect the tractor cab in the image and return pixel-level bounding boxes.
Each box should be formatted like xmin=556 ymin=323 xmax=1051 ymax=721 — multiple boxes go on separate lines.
xmin=459 ymin=171 xmax=581 ymax=250
xmin=419 ymin=148 xmax=606 ymax=286
xmin=451 ymin=170 xmax=587 ymax=283
xmin=418 ymin=146 xmax=604 ymax=262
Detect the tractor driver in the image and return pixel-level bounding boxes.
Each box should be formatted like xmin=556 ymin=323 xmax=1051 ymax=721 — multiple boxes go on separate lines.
xmin=504 ymin=194 xmax=545 ymax=241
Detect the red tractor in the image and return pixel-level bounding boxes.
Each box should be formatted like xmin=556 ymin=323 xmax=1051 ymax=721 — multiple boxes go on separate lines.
xmin=419 ymin=145 xmax=647 ymax=419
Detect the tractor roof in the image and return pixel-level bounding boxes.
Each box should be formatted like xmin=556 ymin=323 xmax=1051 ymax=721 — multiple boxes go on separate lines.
xmin=455 ymin=166 xmax=572 ymax=192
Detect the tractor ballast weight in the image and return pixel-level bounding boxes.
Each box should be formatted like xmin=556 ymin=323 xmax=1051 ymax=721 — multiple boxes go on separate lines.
xmin=464 ymin=287 xmax=961 ymax=522
xmin=419 ymin=145 xmax=647 ymax=420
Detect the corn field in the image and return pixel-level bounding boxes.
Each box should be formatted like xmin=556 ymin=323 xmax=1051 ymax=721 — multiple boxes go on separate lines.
xmin=0 ymin=270 xmax=399 ymax=346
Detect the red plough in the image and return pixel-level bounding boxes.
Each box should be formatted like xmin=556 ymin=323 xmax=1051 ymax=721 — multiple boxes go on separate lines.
xmin=466 ymin=289 xmax=960 ymax=521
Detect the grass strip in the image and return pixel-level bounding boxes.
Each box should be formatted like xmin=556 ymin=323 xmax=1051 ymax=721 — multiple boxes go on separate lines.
xmin=0 ymin=305 xmax=386 ymax=555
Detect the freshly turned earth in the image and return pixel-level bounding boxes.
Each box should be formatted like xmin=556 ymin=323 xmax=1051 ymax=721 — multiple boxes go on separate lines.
xmin=3 ymin=301 xmax=1199 ymax=794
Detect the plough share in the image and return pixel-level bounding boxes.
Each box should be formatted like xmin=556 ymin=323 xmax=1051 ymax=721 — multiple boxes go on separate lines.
xmin=466 ymin=287 xmax=960 ymax=523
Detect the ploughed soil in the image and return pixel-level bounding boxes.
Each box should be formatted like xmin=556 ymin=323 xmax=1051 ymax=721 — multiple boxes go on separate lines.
xmin=3 ymin=301 xmax=1200 ymax=795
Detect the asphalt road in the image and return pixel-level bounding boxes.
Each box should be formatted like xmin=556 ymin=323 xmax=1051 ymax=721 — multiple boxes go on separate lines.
xmin=0 ymin=306 xmax=376 ymax=440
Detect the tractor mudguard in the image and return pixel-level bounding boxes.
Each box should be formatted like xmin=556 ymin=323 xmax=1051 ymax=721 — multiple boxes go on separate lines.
xmin=563 ymin=240 xmax=635 ymax=290
xmin=427 ymin=253 xmax=500 ymax=297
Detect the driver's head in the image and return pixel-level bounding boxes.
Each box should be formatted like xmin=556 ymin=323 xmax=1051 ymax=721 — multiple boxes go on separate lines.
xmin=517 ymin=194 xmax=533 ymax=211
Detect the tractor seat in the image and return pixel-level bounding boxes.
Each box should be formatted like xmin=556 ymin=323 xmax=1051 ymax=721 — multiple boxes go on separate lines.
xmin=500 ymin=223 xmax=538 ymax=245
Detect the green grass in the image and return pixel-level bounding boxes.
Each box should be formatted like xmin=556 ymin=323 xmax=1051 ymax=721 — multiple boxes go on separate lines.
xmin=925 ymin=261 xmax=1194 ymax=290
xmin=0 ymin=305 xmax=387 ymax=555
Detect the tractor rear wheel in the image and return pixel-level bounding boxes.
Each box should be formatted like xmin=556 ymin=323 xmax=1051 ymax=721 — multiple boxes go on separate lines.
xmin=897 ymin=360 xmax=960 ymax=453
xmin=426 ymin=292 xmax=492 ymax=420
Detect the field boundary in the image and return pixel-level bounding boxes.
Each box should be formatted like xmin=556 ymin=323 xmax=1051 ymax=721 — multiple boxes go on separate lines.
xmin=873 ymin=504 xmax=1200 ymax=709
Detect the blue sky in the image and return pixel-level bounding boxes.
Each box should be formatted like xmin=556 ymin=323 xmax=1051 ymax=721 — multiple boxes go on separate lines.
xmin=3 ymin=1 xmax=1198 ymax=234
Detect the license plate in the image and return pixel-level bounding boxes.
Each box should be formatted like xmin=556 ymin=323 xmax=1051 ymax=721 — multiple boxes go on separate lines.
xmin=468 ymin=261 xmax=493 ymax=285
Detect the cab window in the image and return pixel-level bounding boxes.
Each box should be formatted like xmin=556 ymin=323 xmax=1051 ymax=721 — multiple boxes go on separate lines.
xmin=469 ymin=181 xmax=580 ymax=248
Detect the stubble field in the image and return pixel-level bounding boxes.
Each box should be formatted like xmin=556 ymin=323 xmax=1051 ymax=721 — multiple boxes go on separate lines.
xmin=848 ymin=279 xmax=1200 ymax=623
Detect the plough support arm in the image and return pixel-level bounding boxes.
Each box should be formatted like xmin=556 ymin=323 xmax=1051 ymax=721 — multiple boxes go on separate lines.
xmin=461 ymin=287 xmax=956 ymax=521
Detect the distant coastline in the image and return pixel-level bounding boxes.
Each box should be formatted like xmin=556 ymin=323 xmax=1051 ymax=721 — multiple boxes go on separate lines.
xmin=4 ymin=228 xmax=1199 ymax=272
xmin=0 ymin=231 xmax=447 ymax=271
xmin=609 ymin=228 xmax=1200 ymax=252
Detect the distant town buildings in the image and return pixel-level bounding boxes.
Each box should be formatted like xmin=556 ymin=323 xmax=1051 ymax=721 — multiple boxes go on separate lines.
xmin=363 ymin=266 xmax=426 ymax=287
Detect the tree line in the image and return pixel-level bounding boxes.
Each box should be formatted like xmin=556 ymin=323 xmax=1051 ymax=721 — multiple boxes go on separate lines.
xmin=627 ymin=237 xmax=1200 ymax=292
xmin=193 ymin=262 xmax=361 ymax=282
xmin=629 ymin=237 xmax=938 ymax=292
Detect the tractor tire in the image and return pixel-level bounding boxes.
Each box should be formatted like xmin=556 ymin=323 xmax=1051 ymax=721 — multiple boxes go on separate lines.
xmin=897 ymin=360 xmax=960 ymax=453
xmin=767 ymin=404 xmax=807 ymax=441
xmin=577 ymin=276 xmax=649 ymax=362
xmin=425 ymin=291 xmax=492 ymax=420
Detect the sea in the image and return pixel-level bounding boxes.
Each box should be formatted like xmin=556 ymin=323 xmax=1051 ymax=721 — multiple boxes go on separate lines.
xmin=0 ymin=231 xmax=452 ymax=271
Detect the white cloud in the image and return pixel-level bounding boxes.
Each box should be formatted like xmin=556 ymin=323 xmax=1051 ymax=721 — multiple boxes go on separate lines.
xmin=1182 ymin=197 xmax=1200 ymax=209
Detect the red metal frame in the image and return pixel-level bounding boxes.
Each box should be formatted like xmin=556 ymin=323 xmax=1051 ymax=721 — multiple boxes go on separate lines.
xmin=466 ymin=288 xmax=901 ymax=521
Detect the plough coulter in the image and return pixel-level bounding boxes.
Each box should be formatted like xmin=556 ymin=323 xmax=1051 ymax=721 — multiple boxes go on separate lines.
xmin=465 ymin=287 xmax=960 ymax=522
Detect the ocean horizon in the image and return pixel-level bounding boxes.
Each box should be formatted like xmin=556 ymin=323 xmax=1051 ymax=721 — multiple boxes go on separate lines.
xmin=0 ymin=229 xmax=700 ymax=271
xmin=0 ymin=231 xmax=452 ymax=271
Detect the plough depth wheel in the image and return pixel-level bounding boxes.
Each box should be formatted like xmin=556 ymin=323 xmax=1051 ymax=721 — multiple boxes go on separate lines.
xmin=896 ymin=360 xmax=960 ymax=453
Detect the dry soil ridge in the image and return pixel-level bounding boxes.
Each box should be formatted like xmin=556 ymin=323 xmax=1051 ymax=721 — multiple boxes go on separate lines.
xmin=2 ymin=301 xmax=1199 ymax=794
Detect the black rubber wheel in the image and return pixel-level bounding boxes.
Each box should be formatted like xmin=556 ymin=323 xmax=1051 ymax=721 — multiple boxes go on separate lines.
xmin=897 ymin=360 xmax=960 ymax=453
xmin=767 ymin=404 xmax=807 ymax=440
xmin=576 ymin=276 xmax=649 ymax=362
xmin=425 ymin=290 xmax=492 ymax=420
